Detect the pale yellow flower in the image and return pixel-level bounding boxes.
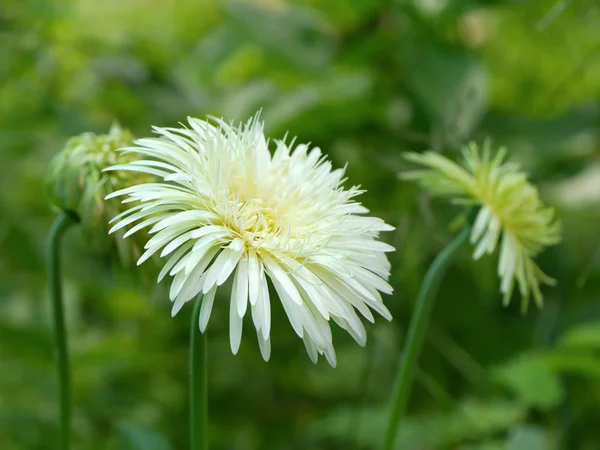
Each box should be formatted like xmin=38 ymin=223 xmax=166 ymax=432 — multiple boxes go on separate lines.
xmin=403 ymin=141 xmax=561 ymax=312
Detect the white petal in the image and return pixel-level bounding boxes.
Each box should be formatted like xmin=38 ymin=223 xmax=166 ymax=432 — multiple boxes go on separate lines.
xmin=303 ymin=335 xmax=319 ymax=363
xmin=106 ymin=164 xmax=170 ymax=178
xmin=236 ymin=256 xmax=249 ymax=317
xmin=174 ymin=262 xmax=210 ymax=309
xmin=250 ymin=296 xmax=262 ymax=334
xmin=230 ymin=286 xmax=243 ymax=354
xmin=470 ymin=206 xmax=493 ymax=244
xmin=202 ymin=244 xmax=243 ymax=294
xmin=170 ymin=240 xmax=215 ymax=277
xmin=297 ymin=305 xmax=328 ymax=350
xmin=190 ymin=225 xmax=230 ymax=240
xmin=323 ymin=345 xmax=337 ymax=368
xmin=259 ymin=270 xmax=271 ymax=340
xmin=123 ymin=214 xmax=173 ymax=238
xmin=199 ymin=287 xmax=217 ymax=333
xmin=499 ymin=233 xmax=516 ymax=293
xmin=171 ymin=246 xmax=219 ymax=300
xmin=108 ymin=203 xmax=144 ymax=224
xmin=332 ymin=314 xmax=366 ymax=347
xmin=257 ymin=331 xmax=271 ymax=362
xmin=362 ymin=296 xmax=393 ymax=321
xmin=170 ymin=268 xmax=191 ymax=300
xmin=247 ymin=250 xmax=261 ymax=306
xmin=146 ymin=223 xmax=193 ymax=250
xmin=171 ymin=291 xmax=189 ymax=317
xmin=328 ymin=237 xmax=395 ymax=253
xmin=217 ymin=242 xmax=244 ymax=285
xmin=158 ymin=241 xmax=194 ymax=282
xmin=109 ymin=206 xmax=171 ymax=234
xmin=270 ymin=278 xmax=303 ymax=337
xmin=137 ymin=243 xmax=162 ymax=265
xmin=149 ymin=210 xmax=216 ymax=234
xmin=261 ymin=253 xmax=303 ymax=305
xmin=352 ymin=266 xmax=394 ymax=295
xmin=160 ymin=231 xmax=195 ymax=257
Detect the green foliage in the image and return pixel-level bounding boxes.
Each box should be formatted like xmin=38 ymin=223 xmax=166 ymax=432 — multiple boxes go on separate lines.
xmin=493 ymin=354 xmax=565 ymax=410
xmin=559 ymin=321 xmax=600 ymax=349
xmin=310 ymin=399 xmax=527 ymax=448
xmin=1 ymin=0 xmax=600 ymax=449
xmin=507 ymin=425 xmax=552 ymax=450
xmin=111 ymin=422 xmax=173 ymax=450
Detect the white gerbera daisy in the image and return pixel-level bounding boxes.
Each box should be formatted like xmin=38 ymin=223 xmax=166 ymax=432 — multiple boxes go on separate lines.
xmin=106 ymin=113 xmax=394 ymax=366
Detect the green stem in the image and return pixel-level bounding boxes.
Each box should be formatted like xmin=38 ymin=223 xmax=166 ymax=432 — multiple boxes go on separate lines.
xmin=383 ymin=222 xmax=473 ymax=450
xmin=190 ymin=296 xmax=208 ymax=450
xmin=48 ymin=211 xmax=75 ymax=450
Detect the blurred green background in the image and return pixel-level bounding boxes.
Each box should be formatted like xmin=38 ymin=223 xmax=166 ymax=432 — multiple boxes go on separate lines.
xmin=2 ymin=0 xmax=600 ymax=449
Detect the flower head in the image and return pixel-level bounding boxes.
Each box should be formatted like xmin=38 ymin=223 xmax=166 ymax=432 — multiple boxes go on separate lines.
xmin=403 ymin=141 xmax=560 ymax=312
xmin=106 ymin=114 xmax=395 ymax=366
xmin=47 ymin=124 xmax=153 ymax=265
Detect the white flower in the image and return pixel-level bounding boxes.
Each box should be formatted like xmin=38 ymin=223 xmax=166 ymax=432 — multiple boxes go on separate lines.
xmin=106 ymin=113 xmax=394 ymax=366
xmin=403 ymin=141 xmax=561 ymax=312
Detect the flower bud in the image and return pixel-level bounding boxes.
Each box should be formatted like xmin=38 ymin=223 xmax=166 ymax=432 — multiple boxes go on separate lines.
xmin=47 ymin=124 xmax=153 ymax=266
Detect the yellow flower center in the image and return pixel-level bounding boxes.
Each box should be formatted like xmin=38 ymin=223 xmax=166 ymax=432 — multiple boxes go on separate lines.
xmin=235 ymin=198 xmax=282 ymax=243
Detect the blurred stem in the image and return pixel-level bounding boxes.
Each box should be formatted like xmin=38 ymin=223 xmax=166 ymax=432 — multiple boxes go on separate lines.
xmin=190 ymin=296 xmax=208 ymax=450
xmin=383 ymin=221 xmax=473 ymax=450
xmin=48 ymin=211 xmax=75 ymax=450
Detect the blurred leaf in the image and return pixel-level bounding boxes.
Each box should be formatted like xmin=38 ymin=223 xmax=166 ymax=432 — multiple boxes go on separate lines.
xmin=224 ymin=1 xmax=335 ymax=70
xmin=482 ymin=0 xmax=600 ymax=116
xmin=493 ymin=354 xmax=565 ymax=410
xmin=402 ymin=40 xmax=487 ymax=145
xmin=310 ymin=399 xmax=526 ymax=449
xmin=481 ymin=106 xmax=599 ymax=161
xmin=0 ymin=322 xmax=52 ymax=359
xmin=545 ymin=351 xmax=600 ymax=378
xmin=459 ymin=441 xmax=506 ymax=450
xmin=221 ymin=79 xmax=279 ymax=120
xmin=112 ymin=422 xmax=173 ymax=450
xmin=559 ymin=321 xmax=600 ymax=348
xmin=263 ymin=69 xmax=372 ymax=131
xmin=507 ymin=424 xmax=551 ymax=450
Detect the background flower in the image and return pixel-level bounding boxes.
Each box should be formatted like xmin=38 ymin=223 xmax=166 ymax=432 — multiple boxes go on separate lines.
xmin=107 ymin=114 xmax=395 ymax=365
xmin=403 ymin=141 xmax=561 ymax=311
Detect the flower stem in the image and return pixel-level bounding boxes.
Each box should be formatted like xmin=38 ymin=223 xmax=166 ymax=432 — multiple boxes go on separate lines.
xmin=190 ymin=296 xmax=208 ymax=450
xmin=48 ymin=211 xmax=75 ymax=450
xmin=383 ymin=222 xmax=473 ymax=450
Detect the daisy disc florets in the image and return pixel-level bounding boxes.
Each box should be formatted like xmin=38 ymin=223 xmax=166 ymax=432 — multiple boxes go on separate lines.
xmin=403 ymin=141 xmax=561 ymax=312
xmin=106 ymin=113 xmax=395 ymax=366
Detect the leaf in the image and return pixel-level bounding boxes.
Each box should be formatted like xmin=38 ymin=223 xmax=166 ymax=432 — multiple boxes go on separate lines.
xmin=0 ymin=322 xmax=53 ymax=359
xmin=559 ymin=322 xmax=600 ymax=348
xmin=309 ymin=399 xmax=526 ymax=449
xmin=459 ymin=441 xmax=506 ymax=450
xmin=112 ymin=422 xmax=173 ymax=450
xmin=545 ymin=351 xmax=600 ymax=378
xmin=493 ymin=354 xmax=565 ymax=410
xmin=223 ymin=1 xmax=335 ymax=70
xmin=401 ymin=39 xmax=487 ymax=145
xmin=507 ymin=425 xmax=551 ymax=450
xmin=263 ymin=70 xmax=372 ymax=131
